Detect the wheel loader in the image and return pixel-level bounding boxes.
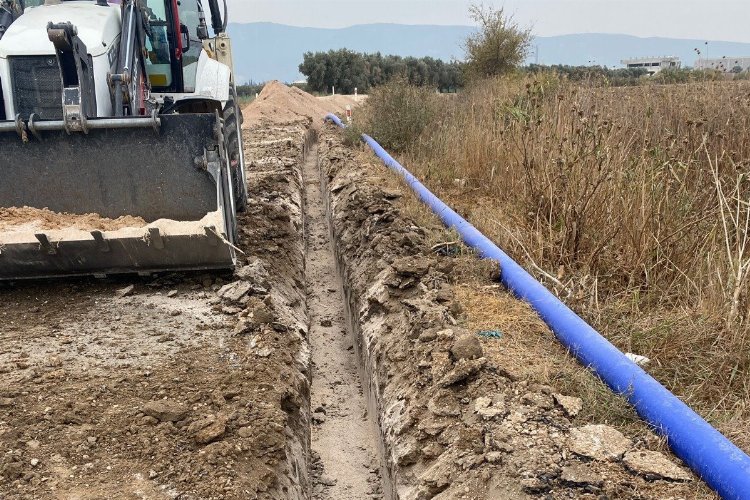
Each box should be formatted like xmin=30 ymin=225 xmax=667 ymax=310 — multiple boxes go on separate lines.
xmin=0 ymin=0 xmax=248 ymax=280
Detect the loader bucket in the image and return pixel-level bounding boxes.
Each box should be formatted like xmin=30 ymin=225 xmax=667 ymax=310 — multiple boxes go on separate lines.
xmin=0 ymin=113 xmax=238 ymax=280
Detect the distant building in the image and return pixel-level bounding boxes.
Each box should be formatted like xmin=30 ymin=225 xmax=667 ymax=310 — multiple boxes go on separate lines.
xmin=621 ymin=56 xmax=681 ymax=75
xmin=694 ymin=57 xmax=750 ymax=73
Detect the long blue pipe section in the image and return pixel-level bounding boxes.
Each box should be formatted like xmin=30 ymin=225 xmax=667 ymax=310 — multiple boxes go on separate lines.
xmin=324 ymin=113 xmax=750 ymax=499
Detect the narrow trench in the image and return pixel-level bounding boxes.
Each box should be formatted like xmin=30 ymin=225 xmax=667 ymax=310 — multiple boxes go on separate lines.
xmin=303 ymin=140 xmax=385 ymax=499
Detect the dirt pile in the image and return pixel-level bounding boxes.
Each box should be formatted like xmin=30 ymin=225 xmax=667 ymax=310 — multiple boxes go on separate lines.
xmin=244 ymin=81 xmax=331 ymax=126
xmin=317 ymin=94 xmax=366 ymax=116
xmin=319 ymin=125 xmax=712 ymax=499
xmin=0 ymin=207 xmax=147 ymax=232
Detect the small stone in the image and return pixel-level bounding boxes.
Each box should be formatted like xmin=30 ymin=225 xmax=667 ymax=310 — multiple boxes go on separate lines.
xmin=45 ymin=356 xmax=63 ymax=368
xmin=320 ymin=319 xmax=333 ymax=328
xmin=474 ymin=397 xmax=505 ymax=420
xmin=233 ymin=319 xmax=254 ymax=335
xmin=86 ymin=436 xmax=97 ymax=445
xmin=451 ymin=333 xmax=483 ymax=360
xmin=26 ymin=440 xmax=40 ymax=450
xmin=436 ymin=329 xmax=455 ymax=341
xmin=217 ymin=281 xmax=252 ymax=303
xmin=169 ymin=309 xmax=182 ymax=317
xmin=116 ymin=285 xmax=135 ymax=297
xmin=167 ymin=290 xmax=178 ymax=298
xmin=312 ymin=413 xmax=326 ymax=425
xmin=560 ymin=464 xmax=603 ymax=487
xmin=623 ymin=451 xmax=693 ymax=481
xmin=485 ymin=451 xmax=504 ymax=464
xmin=30 ymin=459 xmax=40 ymax=467
xmin=238 ymin=427 xmax=252 ymax=438
xmin=149 ymin=470 xmax=159 ymax=479
xmin=142 ymin=400 xmax=188 ymax=423
xmin=418 ymin=330 xmax=438 ymax=342
xmin=319 ymin=475 xmax=337 ymax=487
xmin=396 ymin=441 xmax=421 ymax=466
xmin=192 ymin=416 xmax=227 ymax=445
xmin=422 ymin=442 xmax=444 ymax=459
xmin=256 ymin=347 xmax=273 ymax=358
xmin=520 ymin=477 xmax=548 ymax=493
xmin=553 ymin=393 xmax=583 ymax=418
xmin=438 ymin=358 xmax=486 ymax=387
xmin=568 ymin=425 xmax=632 ymax=461
xmin=392 ymin=256 xmax=430 ymax=277
xmin=250 ymin=307 xmax=275 ymax=324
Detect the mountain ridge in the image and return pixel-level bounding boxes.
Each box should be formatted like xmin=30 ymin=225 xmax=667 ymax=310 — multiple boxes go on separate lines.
xmin=227 ymin=23 xmax=750 ymax=83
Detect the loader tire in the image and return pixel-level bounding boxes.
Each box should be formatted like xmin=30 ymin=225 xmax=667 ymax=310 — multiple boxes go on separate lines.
xmin=224 ymin=94 xmax=248 ymax=213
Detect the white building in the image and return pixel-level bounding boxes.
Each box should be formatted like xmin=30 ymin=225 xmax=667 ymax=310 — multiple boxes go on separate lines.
xmin=694 ymin=57 xmax=750 ymax=73
xmin=621 ymin=56 xmax=681 ymax=75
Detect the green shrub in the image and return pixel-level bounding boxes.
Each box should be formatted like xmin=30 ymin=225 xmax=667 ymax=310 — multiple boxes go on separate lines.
xmin=361 ymin=79 xmax=439 ymax=153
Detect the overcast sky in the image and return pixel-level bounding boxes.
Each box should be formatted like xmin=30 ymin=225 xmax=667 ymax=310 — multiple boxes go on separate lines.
xmin=226 ymin=1 xmax=750 ymax=43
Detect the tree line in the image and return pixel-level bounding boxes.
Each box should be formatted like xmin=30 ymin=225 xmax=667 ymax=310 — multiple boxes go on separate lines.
xmin=298 ymin=50 xmax=465 ymax=94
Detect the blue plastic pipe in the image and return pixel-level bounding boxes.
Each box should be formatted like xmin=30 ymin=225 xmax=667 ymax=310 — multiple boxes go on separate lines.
xmin=324 ymin=113 xmax=750 ymax=499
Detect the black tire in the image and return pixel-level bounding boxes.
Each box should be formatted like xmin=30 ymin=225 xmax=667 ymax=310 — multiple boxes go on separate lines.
xmin=223 ymin=91 xmax=248 ymax=213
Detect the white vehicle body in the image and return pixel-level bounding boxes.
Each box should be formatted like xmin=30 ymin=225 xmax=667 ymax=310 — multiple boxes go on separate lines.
xmin=0 ymin=1 xmax=231 ymax=119
xmin=0 ymin=0 xmax=248 ymax=281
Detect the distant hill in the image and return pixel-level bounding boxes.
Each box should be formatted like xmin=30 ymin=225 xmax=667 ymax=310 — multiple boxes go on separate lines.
xmin=226 ymin=23 xmax=750 ymax=84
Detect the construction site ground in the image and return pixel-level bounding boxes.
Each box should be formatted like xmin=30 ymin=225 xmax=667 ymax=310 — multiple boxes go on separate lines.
xmin=0 ymin=82 xmax=715 ymax=499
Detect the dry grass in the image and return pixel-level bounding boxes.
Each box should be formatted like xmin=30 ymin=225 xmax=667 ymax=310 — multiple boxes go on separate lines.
xmin=363 ymin=77 xmax=750 ymax=452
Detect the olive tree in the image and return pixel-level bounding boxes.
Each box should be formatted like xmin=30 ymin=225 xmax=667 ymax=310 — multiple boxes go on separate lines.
xmin=464 ymin=5 xmax=532 ymax=79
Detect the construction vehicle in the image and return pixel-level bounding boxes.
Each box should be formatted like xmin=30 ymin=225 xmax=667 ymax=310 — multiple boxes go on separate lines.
xmin=0 ymin=0 xmax=248 ymax=280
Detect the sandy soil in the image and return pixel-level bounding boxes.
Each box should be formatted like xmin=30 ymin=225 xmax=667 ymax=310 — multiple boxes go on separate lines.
xmin=0 ymin=207 xmax=147 ymax=232
xmin=243 ymin=82 xmax=365 ymax=128
xmin=244 ymin=81 xmax=332 ymax=127
xmin=317 ymin=94 xmax=367 ymax=116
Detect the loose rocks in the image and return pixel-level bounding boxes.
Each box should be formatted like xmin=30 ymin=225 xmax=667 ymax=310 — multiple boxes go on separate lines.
xmin=450 ymin=332 xmax=483 ymax=361
xmin=142 ymin=400 xmax=188 ymax=422
xmin=568 ymin=425 xmax=632 ymax=461
xmin=623 ymin=451 xmax=693 ymax=481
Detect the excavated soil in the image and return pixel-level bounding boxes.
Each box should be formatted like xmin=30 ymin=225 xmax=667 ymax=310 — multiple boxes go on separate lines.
xmin=317 ymin=95 xmax=367 ymax=116
xmin=244 ymin=81 xmax=332 ymax=127
xmin=318 ymin=125 xmax=716 ymax=499
xmin=0 ymin=207 xmax=147 ymax=232
xmin=0 ymin=77 xmax=719 ymax=500
xmin=0 ymin=123 xmax=312 ymax=499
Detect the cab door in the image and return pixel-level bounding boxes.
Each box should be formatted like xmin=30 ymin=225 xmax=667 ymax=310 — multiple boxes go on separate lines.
xmin=143 ymin=0 xmax=184 ymax=92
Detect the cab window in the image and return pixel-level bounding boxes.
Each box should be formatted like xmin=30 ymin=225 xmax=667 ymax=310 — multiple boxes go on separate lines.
xmin=177 ymin=0 xmax=202 ymax=93
xmin=143 ymin=0 xmax=174 ymax=89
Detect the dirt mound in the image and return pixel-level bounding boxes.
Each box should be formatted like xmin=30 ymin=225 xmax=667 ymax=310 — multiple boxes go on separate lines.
xmin=244 ymin=81 xmax=331 ymax=126
xmin=317 ymin=94 xmax=366 ymax=116
xmin=0 ymin=207 xmax=146 ymax=232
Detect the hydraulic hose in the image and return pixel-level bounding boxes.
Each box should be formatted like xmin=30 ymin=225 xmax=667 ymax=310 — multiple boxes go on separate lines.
xmin=324 ymin=112 xmax=750 ymax=500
